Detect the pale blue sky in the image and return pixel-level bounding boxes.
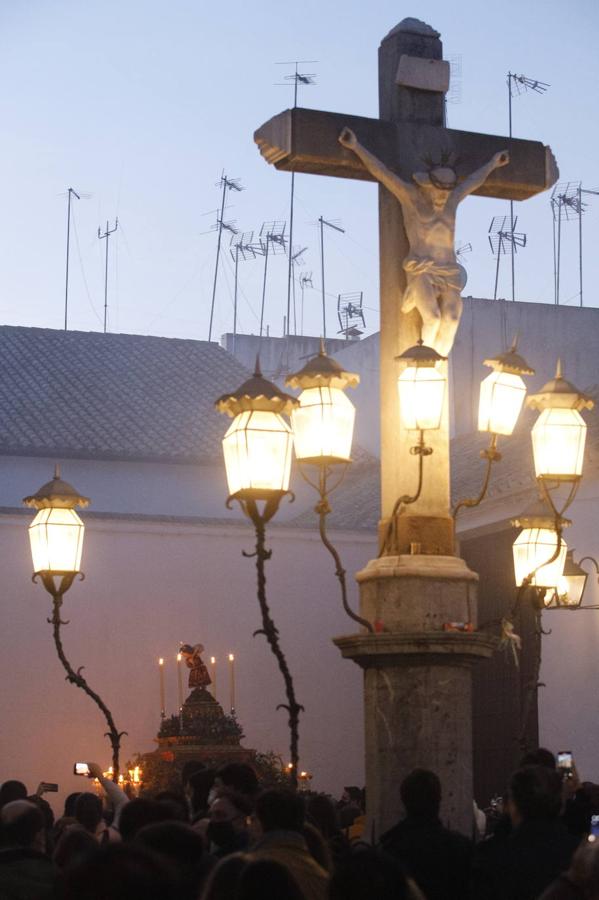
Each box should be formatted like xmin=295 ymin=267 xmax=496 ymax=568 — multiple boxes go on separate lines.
xmin=0 ymin=0 xmax=597 ymax=341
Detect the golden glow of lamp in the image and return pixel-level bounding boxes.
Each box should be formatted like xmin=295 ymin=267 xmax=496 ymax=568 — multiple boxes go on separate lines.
xmin=215 ymin=358 xmax=298 ymax=503
xmin=527 ymin=361 xmax=594 ymax=482
xmin=478 ymin=340 xmax=535 ymax=437
xmin=547 ymin=549 xmax=588 ymax=609
xmin=24 ymin=465 xmax=89 ymax=587
xmin=511 ymin=500 xmax=569 ymax=593
xmin=396 ymin=342 xmax=446 ymax=432
xmin=285 ymin=341 xmax=359 ymax=465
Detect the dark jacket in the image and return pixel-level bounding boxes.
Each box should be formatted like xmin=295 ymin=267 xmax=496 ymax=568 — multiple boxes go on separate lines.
xmin=379 ymin=816 xmax=472 ymax=900
xmin=0 ymin=847 xmax=55 ymax=900
xmin=471 ymin=817 xmax=581 ymax=900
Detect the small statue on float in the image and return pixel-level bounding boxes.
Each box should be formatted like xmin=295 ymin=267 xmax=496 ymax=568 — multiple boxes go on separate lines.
xmin=179 ymin=643 xmax=212 ymax=690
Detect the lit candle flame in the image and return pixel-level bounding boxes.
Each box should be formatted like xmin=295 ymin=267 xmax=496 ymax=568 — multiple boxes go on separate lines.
xmin=159 ymin=658 xmax=164 ymax=666
xmin=228 ymin=653 xmax=235 ymax=662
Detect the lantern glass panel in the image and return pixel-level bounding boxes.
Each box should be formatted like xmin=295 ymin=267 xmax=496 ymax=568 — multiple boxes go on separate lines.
xmin=531 ymin=408 xmax=586 ymax=479
xmin=398 ymin=366 xmax=445 ymax=431
xmin=28 ymin=507 xmax=85 ymax=574
xmin=554 ymin=572 xmax=587 ymax=608
xmin=512 ymin=527 xmax=567 ymax=588
xmin=222 ymin=410 xmax=293 ymax=497
xmin=291 ymin=387 xmax=355 ymax=463
xmin=478 ymin=371 xmax=527 ymax=436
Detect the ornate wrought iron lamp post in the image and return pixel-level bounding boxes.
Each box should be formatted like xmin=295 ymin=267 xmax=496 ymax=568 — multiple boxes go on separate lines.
xmin=24 ymin=467 xmax=125 ymax=778
xmin=215 ymin=360 xmax=303 ymax=787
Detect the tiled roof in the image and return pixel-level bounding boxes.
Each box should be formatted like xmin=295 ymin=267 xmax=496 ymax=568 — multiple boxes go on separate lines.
xmin=0 ymin=326 xmax=250 ymax=463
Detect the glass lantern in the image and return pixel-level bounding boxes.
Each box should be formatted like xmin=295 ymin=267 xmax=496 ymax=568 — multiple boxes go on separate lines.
xmin=216 ymin=360 xmax=298 ymax=500
xmin=512 ymin=527 xmax=568 ymax=589
xmin=23 ymin=467 xmax=89 ymax=576
xmin=286 ymin=344 xmax=359 ymax=465
xmin=548 ymin=550 xmax=588 ymax=609
xmin=396 ymin=342 xmax=446 ymax=432
xmin=478 ymin=340 xmax=534 ymax=437
xmin=527 ymin=360 xmax=593 ymax=482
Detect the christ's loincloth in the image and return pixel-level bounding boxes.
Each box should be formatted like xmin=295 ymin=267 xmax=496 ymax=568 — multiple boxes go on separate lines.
xmin=401 ymin=257 xmax=467 ymax=313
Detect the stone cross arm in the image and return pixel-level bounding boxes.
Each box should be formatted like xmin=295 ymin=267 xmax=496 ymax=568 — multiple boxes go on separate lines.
xmin=254 ymin=107 xmax=558 ymax=201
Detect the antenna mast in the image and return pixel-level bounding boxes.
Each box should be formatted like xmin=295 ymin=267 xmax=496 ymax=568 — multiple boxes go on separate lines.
xmin=318 ymin=216 xmax=345 ymax=338
xmin=488 ymin=215 xmax=527 ymax=311
xmin=506 ymin=72 xmax=548 ymax=302
xmin=97 ymin=218 xmax=119 ymax=334
xmin=276 ymin=60 xmax=317 ymax=336
xmin=337 ymin=291 xmax=366 ymax=340
xmin=64 ymin=188 xmax=80 ymax=331
xmin=299 ymin=271 xmax=313 ymax=336
xmin=254 ymin=221 xmax=287 ymax=337
xmin=550 ymin=182 xmax=599 ymax=306
xmin=229 ymin=231 xmax=256 ymax=353
xmin=208 ymin=173 xmax=243 ymax=342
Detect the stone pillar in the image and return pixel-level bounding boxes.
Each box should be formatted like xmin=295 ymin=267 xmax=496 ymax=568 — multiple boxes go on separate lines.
xmin=334 ymin=554 xmax=496 ymax=838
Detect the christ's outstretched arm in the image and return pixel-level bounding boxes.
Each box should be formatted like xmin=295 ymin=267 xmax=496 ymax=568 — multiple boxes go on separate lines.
xmin=338 ymin=127 xmax=415 ymax=205
xmin=452 ymin=150 xmax=510 ymax=203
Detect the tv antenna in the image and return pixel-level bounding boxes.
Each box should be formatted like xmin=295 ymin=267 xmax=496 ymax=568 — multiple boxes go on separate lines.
xmin=253 ymin=221 xmax=287 ymax=338
xmin=444 ymin=54 xmax=462 ymax=126
xmin=551 ymin=182 xmax=599 ymax=306
xmin=61 ymin=187 xmax=92 ymax=331
xmin=299 ymin=272 xmax=313 ymax=336
xmin=337 ymin=291 xmax=366 ymax=340
xmin=488 ymin=215 xmax=526 ymax=302
xmin=456 ymin=242 xmax=472 ymax=261
xmin=98 ymin=218 xmax=119 ymax=334
xmin=208 ymin=173 xmax=243 ymax=342
xmin=275 ymin=60 xmax=318 ymax=337
xmin=229 ymin=231 xmax=256 ymax=353
xmin=506 ymin=72 xmax=549 ymax=302
xmin=317 ymin=216 xmax=345 ymax=338
xmin=289 ymin=246 xmax=307 ymax=335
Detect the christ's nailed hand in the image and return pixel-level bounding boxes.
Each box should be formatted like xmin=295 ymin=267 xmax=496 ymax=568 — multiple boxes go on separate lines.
xmin=339 ymin=127 xmax=358 ymax=149
xmin=493 ymin=150 xmax=510 ymax=168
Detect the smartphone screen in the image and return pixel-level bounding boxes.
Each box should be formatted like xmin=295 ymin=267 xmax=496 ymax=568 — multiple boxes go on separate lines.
xmin=557 ymin=751 xmax=573 ymax=771
xmin=589 ymin=815 xmax=599 ymax=843
xmin=74 ymin=763 xmax=90 ymax=776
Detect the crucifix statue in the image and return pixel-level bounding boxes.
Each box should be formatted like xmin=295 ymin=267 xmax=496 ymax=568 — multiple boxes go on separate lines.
xmin=338 ymin=127 xmax=509 ymax=355
xmin=254 ymin=17 xmax=557 ymax=835
xmin=255 ymin=17 xmax=557 ymax=556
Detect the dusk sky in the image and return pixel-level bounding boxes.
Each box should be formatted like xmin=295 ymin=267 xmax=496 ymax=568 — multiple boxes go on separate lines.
xmin=1 ymin=0 xmax=597 ymax=344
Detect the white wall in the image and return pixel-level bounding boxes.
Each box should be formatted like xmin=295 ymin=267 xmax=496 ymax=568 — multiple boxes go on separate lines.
xmin=0 ymin=510 xmax=374 ymax=813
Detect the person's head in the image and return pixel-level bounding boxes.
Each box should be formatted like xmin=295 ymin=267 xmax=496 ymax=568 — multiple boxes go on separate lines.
xmin=118 ymin=798 xmax=171 ymax=842
xmin=413 ymin=166 xmax=457 ymax=210
xmin=236 ymin=857 xmax=305 ymax=900
xmin=53 ymin=825 xmax=98 ymax=869
xmin=154 ymin=791 xmax=189 ymax=822
xmin=306 ymin=793 xmax=340 ymax=839
xmin=567 ymin=841 xmax=599 ymax=890
xmin=186 ymin=768 xmax=216 ymax=816
xmin=27 ymin=794 xmax=55 ymax=832
xmin=214 ymin=763 xmax=259 ymax=800
xmin=329 ymin=845 xmax=413 ymax=900
xmin=200 ymin=852 xmax=248 ymax=900
xmin=74 ymin=792 xmax=103 ymax=835
xmin=0 ymin=780 xmax=27 ymax=809
xmin=341 ymin=786 xmax=362 ymax=807
xmin=400 ymin=769 xmax=442 ymax=821
xmin=135 ymin=821 xmax=204 ymax=900
xmin=60 ymin=842 xmax=176 ymax=900
xmin=302 ymin=822 xmax=332 ymax=873
xmin=508 ymin=765 xmax=562 ymax=825
xmin=64 ymin=792 xmax=82 ymax=818
xmin=0 ymin=800 xmax=45 ymax=851
xmin=254 ymin=789 xmax=305 ymax=835
xmin=519 ymin=747 xmax=556 ymax=770
xmin=207 ymin=790 xmax=252 ymax=849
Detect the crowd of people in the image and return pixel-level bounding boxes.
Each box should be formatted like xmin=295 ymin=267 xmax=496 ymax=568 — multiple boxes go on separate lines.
xmin=1 ymin=749 xmax=599 ymax=899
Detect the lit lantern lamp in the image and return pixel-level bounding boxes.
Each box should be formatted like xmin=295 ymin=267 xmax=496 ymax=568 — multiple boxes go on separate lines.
xmin=286 ymin=341 xmax=359 ymax=465
xmin=396 ymin=342 xmax=446 ymax=432
xmin=215 ymin=358 xmax=298 ymax=511
xmin=527 ymin=361 xmax=594 ymax=482
xmin=478 ymin=340 xmax=535 ymax=437
xmin=546 ymin=549 xmax=588 ymax=609
xmin=511 ymin=499 xmax=569 ymax=596
xmin=24 ymin=465 xmax=89 ymax=595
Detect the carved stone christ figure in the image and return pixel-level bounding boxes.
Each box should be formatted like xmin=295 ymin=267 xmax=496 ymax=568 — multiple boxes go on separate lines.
xmin=338 ymin=127 xmax=510 ymax=356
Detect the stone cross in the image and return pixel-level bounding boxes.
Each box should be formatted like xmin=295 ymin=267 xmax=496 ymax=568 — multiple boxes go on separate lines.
xmin=255 ymin=18 xmax=557 ymax=554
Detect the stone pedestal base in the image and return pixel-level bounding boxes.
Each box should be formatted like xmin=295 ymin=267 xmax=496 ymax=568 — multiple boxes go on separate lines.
xmin=334 ymin=555 xmax=497 ymax=839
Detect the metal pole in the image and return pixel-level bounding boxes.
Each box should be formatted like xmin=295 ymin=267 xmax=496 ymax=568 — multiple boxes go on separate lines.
xmin=233 ymin=243 xmax=239 ymax=354
xmin=260 ymin=238 xmax=270 ymax=338
xmin=64 ymin=188 xmax=79 ymax=331
xmin=292 ymin=264 xmax=297 ymax=335
xmin=552 ymin=202 xmax=557 ymax=305
xmin=208 ymin=178 xmax=228 ymax=343
xmin=579 ymin=184 xmax=583 ymax=307
xmin=286 ymin=173 xmax=295 ymax=336
xmin=300 ymin=281 xmax=305 ymax=336
xmin=103 ymin=222 xmax=109 ymax=333
xmin=494 ymin=238 xmax=502 ymax=301
xmin=320 ymin=217 xmax=326 ymax=338
xmin=508 ymin=75 xmax=515 ymax=302
xmin=556 ymin=200 xmax=562 ymax=305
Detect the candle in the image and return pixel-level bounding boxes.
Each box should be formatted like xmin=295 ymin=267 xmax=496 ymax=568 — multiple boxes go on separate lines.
xmin=228 ymin=653 xmax=235 ymax=714
xmin=159 ymin=657 xmax=166 ymax=718
xmin=176 ymin=652 xmax=184 ymax=712
xmin=210 ymin=656 xmax=217 ymax=701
